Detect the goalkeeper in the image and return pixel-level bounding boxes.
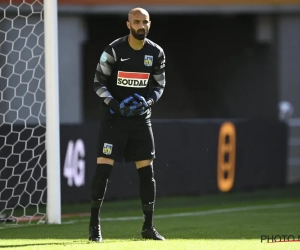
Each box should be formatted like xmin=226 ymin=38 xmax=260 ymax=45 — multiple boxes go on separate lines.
xmin=88 ymin=7 xmax=166 ymax=242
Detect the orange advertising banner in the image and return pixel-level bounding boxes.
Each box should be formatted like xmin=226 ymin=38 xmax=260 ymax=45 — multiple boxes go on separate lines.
xmin=0 ymin=0 xmax=300 ymax=5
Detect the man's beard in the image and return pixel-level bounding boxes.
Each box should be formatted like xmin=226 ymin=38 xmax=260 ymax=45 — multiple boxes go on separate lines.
xmin=131 ymin=28 xmax=148 ymax=40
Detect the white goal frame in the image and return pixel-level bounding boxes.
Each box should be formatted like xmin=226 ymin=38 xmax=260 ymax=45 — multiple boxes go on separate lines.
xmin=44 ymin=0 xmax=61 ymax=224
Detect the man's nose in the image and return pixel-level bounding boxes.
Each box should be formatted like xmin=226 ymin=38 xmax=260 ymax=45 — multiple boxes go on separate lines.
xmin=138 ymin=23 xmax=145 ymax=29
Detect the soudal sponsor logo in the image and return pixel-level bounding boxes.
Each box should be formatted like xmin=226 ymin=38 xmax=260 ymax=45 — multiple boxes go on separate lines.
xmin=117 ymin=71 xmax=150 ymax=88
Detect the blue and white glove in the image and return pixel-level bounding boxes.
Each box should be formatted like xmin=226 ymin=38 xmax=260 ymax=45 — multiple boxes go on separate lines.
xmin=132 ymin=93 xmax=153 ymax=108
xmin=119 ymin=96 xmax=145 ymax=116
xmin=118 ymin=96 xmax=145 ymax=117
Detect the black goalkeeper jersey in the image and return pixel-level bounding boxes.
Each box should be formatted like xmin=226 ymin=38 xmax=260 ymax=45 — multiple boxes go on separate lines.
xmin=93 ymin=35 xmax=166 ymax=121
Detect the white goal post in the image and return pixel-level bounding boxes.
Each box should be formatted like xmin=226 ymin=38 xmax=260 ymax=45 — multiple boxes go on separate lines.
xmin=0 ymin=0 xmax=61 ymax=224
xmin=44 ymin=0 xmax=61 ymax=224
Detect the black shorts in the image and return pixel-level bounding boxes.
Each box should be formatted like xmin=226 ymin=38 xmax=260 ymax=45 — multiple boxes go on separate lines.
xmin=97 ymin=117 xmax=155 ymax=162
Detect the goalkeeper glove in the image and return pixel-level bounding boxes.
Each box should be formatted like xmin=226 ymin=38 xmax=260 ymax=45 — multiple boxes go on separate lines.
xmin=132 ymin=93 xmax=154 ymax=108
xmin=118 ymin=96 xmax=145 ymax=117
xmin=108 ymin=96 xmax=146 ymax=116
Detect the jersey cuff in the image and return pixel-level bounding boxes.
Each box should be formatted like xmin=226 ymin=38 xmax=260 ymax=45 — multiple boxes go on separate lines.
xmin=146 ymin=98 xmax=154 ymax=107
xmin=107 ymin=99 xmax=119 ymax=113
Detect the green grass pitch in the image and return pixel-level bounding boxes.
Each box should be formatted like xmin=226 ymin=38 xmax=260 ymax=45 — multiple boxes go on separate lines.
xmin=1 ymin=185 xmax=300 ymax=250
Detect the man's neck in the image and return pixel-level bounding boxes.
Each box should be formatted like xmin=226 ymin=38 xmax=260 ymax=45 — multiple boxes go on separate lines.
xmin=128 ymin=34 xmax=145 ymax=50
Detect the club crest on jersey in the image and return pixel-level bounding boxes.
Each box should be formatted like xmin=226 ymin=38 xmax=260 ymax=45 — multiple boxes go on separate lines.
xmin=144 ymin=55 xmax=153 ymax=67
xmin=117 ymin=71 xmax=150 ymax=88
xmin=103 ymin=143 xmax=113 ymax=155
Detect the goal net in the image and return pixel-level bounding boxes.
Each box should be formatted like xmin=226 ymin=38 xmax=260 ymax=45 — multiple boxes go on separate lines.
xmin=0 ymin=0 xmax=60 ymax=224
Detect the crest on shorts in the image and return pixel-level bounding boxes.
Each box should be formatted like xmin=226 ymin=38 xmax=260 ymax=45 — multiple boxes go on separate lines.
xmin=103 ymin=143 xmax=113 ymax=155
xmin=144 ymin=55 xmax=153 ymax=67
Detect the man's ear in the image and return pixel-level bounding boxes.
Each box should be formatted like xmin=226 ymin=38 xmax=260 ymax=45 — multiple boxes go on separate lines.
xmin=126 ymin=21 xmax=130 ymax=29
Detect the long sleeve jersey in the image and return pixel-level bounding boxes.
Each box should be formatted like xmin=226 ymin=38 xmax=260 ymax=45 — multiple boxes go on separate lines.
xmin=93 ymin=35 xmax=166 ymax=120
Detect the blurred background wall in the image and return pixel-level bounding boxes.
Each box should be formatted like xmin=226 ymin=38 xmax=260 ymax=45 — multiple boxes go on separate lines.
xmin=43 ymin=0 xmax=300 ymax=124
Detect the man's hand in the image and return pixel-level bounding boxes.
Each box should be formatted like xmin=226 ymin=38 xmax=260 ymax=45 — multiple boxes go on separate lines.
xmin=118 ymin=96 xmax=145 ymax=117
